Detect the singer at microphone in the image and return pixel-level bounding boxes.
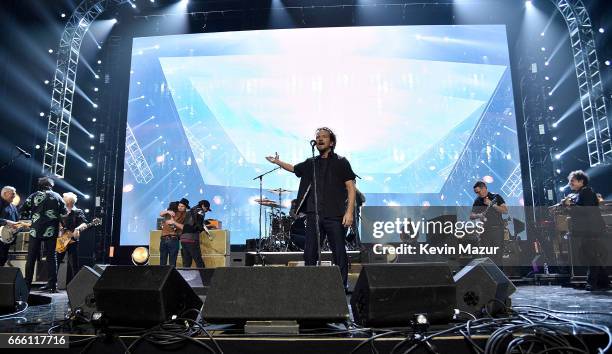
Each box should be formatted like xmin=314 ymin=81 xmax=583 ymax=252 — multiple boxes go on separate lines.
xmin=265 ymin=127 xmax=357 ymax=291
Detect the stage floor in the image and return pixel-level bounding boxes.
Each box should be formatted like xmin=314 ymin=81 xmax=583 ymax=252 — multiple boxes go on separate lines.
xmin=0 ymin=284 xmax=610 ymax=353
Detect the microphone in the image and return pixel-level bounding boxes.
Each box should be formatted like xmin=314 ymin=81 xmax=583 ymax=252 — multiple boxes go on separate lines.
xmin=309 ymin=140 xmax=317 ymax=147
xmin=16 ymin=146 xmax=31 ymax=158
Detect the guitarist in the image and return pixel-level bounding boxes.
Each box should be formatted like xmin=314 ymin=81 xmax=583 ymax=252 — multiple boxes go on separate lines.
xmin=0 ymin=186 xmax=20 ymax=266
xmin=58 ymin=192 xmax=88 ymax=285
xmin=470 ymin=181 xmax=508 ymax=266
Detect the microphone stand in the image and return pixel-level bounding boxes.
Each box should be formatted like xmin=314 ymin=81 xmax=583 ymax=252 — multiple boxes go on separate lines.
xmin=252 ymin=166 xmax=280 ymax=265
xmin=0 ymin=150 xmax=29 ymax=170
xmin=311 ymin=143 xmax=323 ymax=266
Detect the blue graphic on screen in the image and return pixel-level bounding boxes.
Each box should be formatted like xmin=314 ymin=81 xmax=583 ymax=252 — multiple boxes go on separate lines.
xmin=120 ymin=25 xmax=523 ymax=246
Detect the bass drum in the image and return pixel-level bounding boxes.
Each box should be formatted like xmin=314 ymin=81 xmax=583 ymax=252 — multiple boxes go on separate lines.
xmin=289 ymin=216 xmax=306 ymax=251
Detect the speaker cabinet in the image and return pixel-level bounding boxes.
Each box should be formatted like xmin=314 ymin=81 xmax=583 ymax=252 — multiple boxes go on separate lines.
xmin=67 ymin=266 xmax=101 ymax=318
xmin=453 ymin=258 xmax=516 ymax=316
xmin=203 ymin=266 xmax=349 ymax=324
xmin=350 ymin=263 xmax=456 ymax=326
xmin=93 ymin=266 xmax=203 ymax=326
xmin=0 ymin=267 xmax=28 ymax=314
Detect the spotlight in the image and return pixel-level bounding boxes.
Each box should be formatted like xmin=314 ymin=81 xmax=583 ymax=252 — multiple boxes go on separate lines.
xmin=131 ymin=3 xmax=137 ymax=8
xmin=97 ymin=45 xmax=101 ymax=50
xmin=548 ymin=92 xmax=553 ymax=96
xmin=540 ymin=32 xmax=545 ymax=37
xmin=559 ymin=187 xmax=564 ymax=192
xmin=548 ymin=106 xmax=554 ymax=111
xmin=605 ymin=60 xmax=611 ymax=66
xmin=555 ymin=154 xmax=561 ymax=160
xmin=84 ymin=194 xmax=90 ymax=199
xmin=599 ymin=28 xmax=605 ymax=33
xmin=97 ymin=60 xmax=102 ymax=64
xmin=84 ymin=209 xmax=90 ymax=213
xmin=61 ymin=13 xmax=66 ymax=18
xmin=556 ymin=169 xmax=561 ymax=173
xmin=151 ymin=0 xmax=155 ymax=2
xmin=131 ymin=247 xmax=150 ymax=266
xmin=87 ymin=162 xmax=93 ymax=167
xmin=552 ymin=122 xmax=558 ymax=128
xmin=94 ymin=87 xmax=99 ymax=92
xmin=92 ymin=118 xmax=97 ymax=122
xmin=95 ymin=74 xmax=100 ymax=79
xmin=541 ymin=47 xmax=546 ymax=52
xmin=44 ymin=80 xmax=49 ymax=85
xmin=48 ymin=49 xmax=53 ymax=54
xmin=544 ymin=76 xmax=550 ymax=81
xmin=89 ymin=134 xmax=94 ymax=139
xmin=552 ymin=136 xmax=558 ymax=141
xmin=35 ymin=144 xmax=41 ymax=149
xmin=181 ymin=0 xmax=189 ymax=4
xmin=93 ymin=103 xmax=98 ymax=108
xmin=87 ymin=177 xmax=92 ymax=181
xmin=111 ymin=18 xmax=118 ymax=24
xmin=544 ymin=61 xmax=549 ymax=66
xmin=525 ymin=0 xmax=533 ymax=7
xmin=39 ymin=112 xmax=45 ymax=117
xmin=90 ymin=146 xmax=95 ymax=150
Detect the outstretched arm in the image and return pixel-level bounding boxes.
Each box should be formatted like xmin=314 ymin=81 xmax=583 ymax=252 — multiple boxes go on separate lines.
xmin=266 ymin=152 xmax=294 ymax=173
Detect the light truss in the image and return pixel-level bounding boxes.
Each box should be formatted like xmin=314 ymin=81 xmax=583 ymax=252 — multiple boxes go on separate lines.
xmin=125 ymin=124 xmax=154 ymax=184
xmin=43 ymin=0 xmax=129 ymax=178
xmin=554 ymin=0 xmax=612 ymax=166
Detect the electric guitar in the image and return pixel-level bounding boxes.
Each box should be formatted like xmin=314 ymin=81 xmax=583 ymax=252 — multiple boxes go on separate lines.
xmin=475 ymin=195 xmax=498 ymax=222
xmin=55 ymin=218 xmax=102 ymax=254
xmin=0 ymin=220 xmax=31 ymax=244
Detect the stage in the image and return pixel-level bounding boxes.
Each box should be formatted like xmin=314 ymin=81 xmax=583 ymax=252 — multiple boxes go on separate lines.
xmin=1 ymin=283 xmax=610 ymax=353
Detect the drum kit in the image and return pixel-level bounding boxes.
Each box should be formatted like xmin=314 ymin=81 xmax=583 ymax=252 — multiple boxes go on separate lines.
xmin=255 ymin=188 xmax=305 ymax=251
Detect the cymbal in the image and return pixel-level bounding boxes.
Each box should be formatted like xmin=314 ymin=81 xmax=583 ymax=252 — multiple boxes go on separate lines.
xmin=268 ymin=188 xmax=291 ymax=194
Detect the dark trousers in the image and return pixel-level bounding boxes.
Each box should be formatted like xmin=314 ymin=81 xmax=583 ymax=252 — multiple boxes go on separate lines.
xmin=304 ymin=214 xmax=348 ymax=288
xmin=181 ymin=241 xmax=204 ymax=268
xmin=25 ymin=237 xmax=57 ymax=288
xmin=576 ymin=237 xmax=610 ymax=289
xmin=160 ymin=237 xmax=180 ymax=266
xmin=481 ymin=226 xmax=504 ymax=267
xmin=57 ymin=242 xmax=79 ymax=285
xmin=0 ymin=243 xmax=10 ymax=266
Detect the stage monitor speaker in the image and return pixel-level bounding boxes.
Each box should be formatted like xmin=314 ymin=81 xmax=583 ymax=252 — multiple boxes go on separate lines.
xmin=453 ymin=257 xmax=516 ymax=316
xmin=93 ymin=266 xmax=203 ymax=326
xmin=67 ymin=266 xmax=101 ymax=318
xmin=0 ymin=267 xmax=28 ymax=314
xmin=203 ymin=266 xmax=349 ymax=324
xmin=350 ymin=263 xmax=456 ymax=326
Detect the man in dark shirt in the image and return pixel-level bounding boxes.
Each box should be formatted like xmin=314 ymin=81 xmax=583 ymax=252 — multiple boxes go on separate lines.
xmin=20 ymin=177 xmax=68 ymax=292
xmin=470 ymin=181 xmax=508 ymax=266
xmin=564 ymin=170 xmax=609 ymax=291
xmin=0 ymin=186 xmax=20 ymax=266
xmin=267 ymin=127 xmax=357 ymax=289
xmin=59 ymin=192 xmax=88 ymax=286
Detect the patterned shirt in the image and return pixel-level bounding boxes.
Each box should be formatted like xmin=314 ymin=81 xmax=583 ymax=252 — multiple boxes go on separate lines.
xmin=20 ymin=190 xmax=67 ymax=239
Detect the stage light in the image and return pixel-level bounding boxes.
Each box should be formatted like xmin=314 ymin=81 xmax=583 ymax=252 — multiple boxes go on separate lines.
xmin=87 ymin=177 xmax=92 ymax=181
xmin=44 ymin=80 xmax=49 ymax=85
xmin=548 ymin=106 xmax=554 ymax=111
xmin=95 ymin=74 xmax=100 ymax=79
xmin=599 ymin=28 xmax=605 ymax=33
xmin=89 ymin=134 xmax=94 ymax=139
xmin=552 ymin=136 xmax=558 ymax=141
xmin=93 ymin=103 xmax=98 ymax=108
xmin=35 ymin=145 xmax=40 ymax=149
xmin=544 ymin=61 xmax=549 ymax=66
xmin=87 ymin=162 xmax=93 ymax=167
xmin=541 ymin=47 xmax=546 ymax=51
xmin=540 ymin=32 xmax=545 ymax=37
xmin=544 ymin=76 xmax=549 ymax=80
xmin=605 ymin=60 xmax=611 ymax=66
xmin=555 ymin=154 xmax=561 ymax=160
xmin=131 ymin=247 xmax=149 ymax=266
xmin=39 ymin=112 xmax=45 ymax=117
xmin=92 ymin=118 xmax=97 ymax=122
xmin=181 ymin=0 xmax=189 ymax=4
xmin=559 ymin=187 xmax=565 ymax=192
xmin=548 ymin=92 xmax=552 ymax=96
xmin=85 ymin=209 xmax=90 ymax=213
xmin=111 ymin=18 xmax=118 ymax=24
xmin=48 ymin=49 xmax=53 ymax=54
xmin=61 ymin=13 xmax=66 ymax=18
xmin=97 ymin=45 xmax=101 ymax=50
xmin=90 ymin=146 xmax=95 ymax=150
xmin=97 ymin=60 xmax=102 ymax=64
xmin=94 ymin=87 xmax=99 ymax=92
xmin=150 ymin=0 xmax=155 ymax=2
xmin=131 ymin=3 xmax=137 ymax=8
xmin=552 ymin=122 xmax=558 ymax=128
xmin=84 ymin=194 xmax=90 ymax=199
xmin=556 ymin=169 xmax=561 ymax=173
xmin=525 ymin=0 xmax=533 ymax=7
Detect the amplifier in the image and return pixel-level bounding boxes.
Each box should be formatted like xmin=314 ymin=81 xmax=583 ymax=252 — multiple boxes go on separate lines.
xmin=149 ymin=230 xmax=162 ymax=256
xmin=200 ymin=230 xmax=230 ymax=255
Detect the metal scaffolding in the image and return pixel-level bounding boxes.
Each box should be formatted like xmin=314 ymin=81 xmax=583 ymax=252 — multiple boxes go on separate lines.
xmin=125 ymin=124 xmax=154 ymax=184
xmin=43 ymin=0 xmax=129 ymax=178
xmin=554 ymin=0 xmax=612 ymax=166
